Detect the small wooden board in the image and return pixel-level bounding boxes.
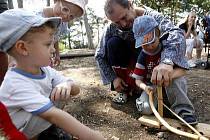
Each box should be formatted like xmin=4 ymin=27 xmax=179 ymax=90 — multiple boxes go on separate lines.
xmin=139 ymin=115 xmax=210 ymax=139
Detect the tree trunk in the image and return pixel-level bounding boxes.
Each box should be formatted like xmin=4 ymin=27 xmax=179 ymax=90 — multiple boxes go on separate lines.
xmin=83 ymin=12 xmax=94 ymax=49
xmin=68 ymin=33 xmax=71 ymax=49
xmin=47 ymin=0 xmax=50 ymax=6
xmin=8 ymin=0 xmax=13 ymax=9
xmin=80 ymin=21 xmax=84 ymax=47
xmin=17 ymin=0 xmax=23 ymax=8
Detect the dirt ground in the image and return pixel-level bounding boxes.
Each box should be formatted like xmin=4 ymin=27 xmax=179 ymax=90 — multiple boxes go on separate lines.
xmin=56 ymin=50 xmax=210 ymax=140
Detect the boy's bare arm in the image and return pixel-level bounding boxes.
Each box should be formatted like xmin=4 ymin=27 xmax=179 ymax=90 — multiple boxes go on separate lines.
xmin=171 ymin=68 xmax=186 ymax=79
xmin=135 ymin=79 xmax=153 ymax=93
xmin=136 ymin=79 xmax=146 ymax=91
xmin=39 ymin=107 xmax=105 ymax=140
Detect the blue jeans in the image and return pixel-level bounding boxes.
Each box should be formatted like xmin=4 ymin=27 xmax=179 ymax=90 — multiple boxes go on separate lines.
xmin=106 ymin=36 xmax=140 ymax=68
xmin=106 ymin=37 xmax=140 ymax=91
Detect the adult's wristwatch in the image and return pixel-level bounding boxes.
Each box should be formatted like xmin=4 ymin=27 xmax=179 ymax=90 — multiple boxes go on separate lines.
xmin=162 ymin=59 xmax=174 ymax=66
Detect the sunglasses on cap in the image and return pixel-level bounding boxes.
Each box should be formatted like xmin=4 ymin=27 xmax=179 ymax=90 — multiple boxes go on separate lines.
xmin=141 ymin=30 xmax=156 ymax=46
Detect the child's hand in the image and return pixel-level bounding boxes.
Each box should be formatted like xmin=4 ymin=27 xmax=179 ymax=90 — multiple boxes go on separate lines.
xmin=50 ymin=82 xmax=72 ymax=101
xmin=113 ymin=77 xmax=128 ymax=92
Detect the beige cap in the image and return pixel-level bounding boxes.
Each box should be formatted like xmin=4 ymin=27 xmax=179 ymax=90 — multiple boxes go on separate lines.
xmin=64 ymin=0 xmax=88 ymax=14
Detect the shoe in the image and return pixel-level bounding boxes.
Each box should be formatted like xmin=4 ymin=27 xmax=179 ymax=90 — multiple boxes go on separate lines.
xmin=188 ymin=60 xmax=196 ymax=68
xmin=178 ymin=111 xmax=198 ymax=126
xmin=136 ymin=92 xmax=155 ymax=115
xmin=112 ymin=92 xmax=128 ymax=104
xmin=38 ymin=125 xmax=72 ymax=140
xmin=195 ymin=59 xmax=202 ymax=65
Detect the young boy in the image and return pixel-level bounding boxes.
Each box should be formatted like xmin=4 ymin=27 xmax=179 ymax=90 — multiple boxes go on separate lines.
xmin=0 ymin=9 xmax=104 ymax=140
xmin=132 ymin=15 xmax=197 ymax=125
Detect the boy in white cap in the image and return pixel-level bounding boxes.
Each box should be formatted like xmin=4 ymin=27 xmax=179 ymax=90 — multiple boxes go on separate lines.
xmin=132 ymin=15 xmax=197 ymax=125
xmin=0 ymin=9 xmax=104 ymax=140
xmin=8 ymin=0 xmax=88 ymax=67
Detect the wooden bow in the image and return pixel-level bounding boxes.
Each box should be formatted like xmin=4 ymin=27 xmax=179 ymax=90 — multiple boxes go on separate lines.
xmin=148 ymin=86 xmax=208 ymax=140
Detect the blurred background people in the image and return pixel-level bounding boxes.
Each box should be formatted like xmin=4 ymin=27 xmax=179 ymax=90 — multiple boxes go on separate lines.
xmin=179 ymin=11 xmax=204 ymax=67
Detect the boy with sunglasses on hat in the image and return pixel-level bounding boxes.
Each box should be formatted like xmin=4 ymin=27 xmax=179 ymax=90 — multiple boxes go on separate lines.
xmin=132 ymin=15 xmax=197 ymax=125
xmin=0 ymin=9 xmax=105 ymax=140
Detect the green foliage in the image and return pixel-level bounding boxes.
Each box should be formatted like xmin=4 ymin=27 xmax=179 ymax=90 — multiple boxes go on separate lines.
xmin=59 ymin=0 xmax=209 ymax=51
xmin=133 ymin=0 xmax=209 ymax=24
xmin=58 ymin=42 xmax=68 ymax=53
xmin=59 ymin=7 xmax=105 ymax=49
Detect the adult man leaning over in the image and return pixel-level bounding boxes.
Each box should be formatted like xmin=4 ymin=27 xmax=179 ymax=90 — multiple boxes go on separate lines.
xmin=95 ymin=0 xmax=191 ymax=111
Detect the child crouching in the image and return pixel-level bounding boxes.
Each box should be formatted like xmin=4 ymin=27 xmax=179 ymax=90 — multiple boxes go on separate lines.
xmin=132 ymin=15 xmax=197 ymax=125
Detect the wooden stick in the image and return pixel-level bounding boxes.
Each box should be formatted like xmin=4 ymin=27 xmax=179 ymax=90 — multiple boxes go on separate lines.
xmin=138 ymin=115 xmax=210 ymax=139
xmin=162 ymin=102 xmax=204 ymax=137
xmin=148 ymin=91 xmax=209 ymax=140
xmin=157 ymin=86 xmax=163 ymax=117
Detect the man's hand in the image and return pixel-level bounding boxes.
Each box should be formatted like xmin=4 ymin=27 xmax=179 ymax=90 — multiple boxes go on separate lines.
xmin=113 ymin=77 xmax=128 ymax=92
xmin=50 ymin=82 xmax=72 ymax=101
xmin=151 ymin=63 xmax=173 ymax=87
